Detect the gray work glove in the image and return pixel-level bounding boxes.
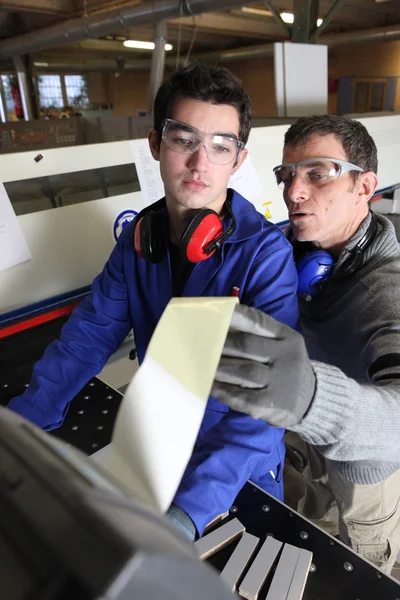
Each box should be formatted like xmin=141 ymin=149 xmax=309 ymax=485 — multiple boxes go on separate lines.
xmin=211 ymin=305 xmax=316 ymax=428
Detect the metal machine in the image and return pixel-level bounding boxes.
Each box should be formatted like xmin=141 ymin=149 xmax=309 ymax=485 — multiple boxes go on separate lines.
xmin=1 ymin=115 xmax=400 ymax=598
xmin=2 ymin=385 xmax=400 ymax=599
xmin=0 ymin=405 xmax=235 ymax=600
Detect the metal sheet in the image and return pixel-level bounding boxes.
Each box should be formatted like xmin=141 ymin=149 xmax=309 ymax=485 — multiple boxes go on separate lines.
xmin=195 ymin=518 xmax=245 ymax=560
xmin=265 ymin=543 xmax=301 ymax=600
xmin=286 ymin=549 xmax=313 ymax=600
xmin=238 ymin=536 xmax=282 ymax=600
xmin=220 ymin=531 xmax=259 ymax=592
xmin=206 ymin=485 xmax=400 ymax=600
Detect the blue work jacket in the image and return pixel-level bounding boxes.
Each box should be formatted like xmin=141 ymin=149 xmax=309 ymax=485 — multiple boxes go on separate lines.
xmin=9 ymin=190 xmax=299 ymax=535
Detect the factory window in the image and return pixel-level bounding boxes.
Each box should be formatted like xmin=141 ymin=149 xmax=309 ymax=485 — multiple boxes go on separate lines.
xmin=370 ymin=82 xmax=385 ymax=112
xmin=1 ymin=75 xmax=16 ymax=112
xmin=38 ymin=74 xmax=89 ymax=111
xmin=353 ymin=80 xmax=386 ymax=113
xmin=4 ymin=163 xmax=140 ymax=216
xmin=65 ymin=75 xmax=89 ymax=107
xmin=38 ymin=75 xmax=64 ymax=108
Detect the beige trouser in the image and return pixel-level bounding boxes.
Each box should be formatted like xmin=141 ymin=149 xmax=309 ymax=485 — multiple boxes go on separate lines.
xmin=298 ymin=445 xmax=400 ymax=574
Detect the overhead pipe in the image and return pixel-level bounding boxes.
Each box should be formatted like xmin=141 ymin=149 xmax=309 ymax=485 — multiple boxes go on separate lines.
xmin=320 ymin=24 xmax=400 ymax=46
xmin=32 ymin=22 xmax=400 ymax=73
xmin=36 ymin=60 xmax=152 ymax=73
xmin=34 ymin=44 xmax=274 ymax=73
xmin=148 ymin=20 xmax=167 ymax=115
xmin=195 ymin=43 xmax=274 ymax=62
xmin=197 ymin=23 xmax=400 ymax=61
xmin=0 ymin=0 xmax=254 ymax=57
xmin=194 ymin=23 xmax=400 ymax=61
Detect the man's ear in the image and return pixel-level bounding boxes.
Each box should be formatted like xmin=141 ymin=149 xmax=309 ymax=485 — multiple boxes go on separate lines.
xmin=231 ymin=148 xmax=248 ymax=175
xmin=357 ymin=171 xmax=378 ymax=205
xmin=148 ymin=128 xmax=160 ymax=161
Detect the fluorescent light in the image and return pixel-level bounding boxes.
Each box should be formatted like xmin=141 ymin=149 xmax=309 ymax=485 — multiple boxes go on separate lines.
xmin=34 ymin=62 xmax=49 ymax=67
xmin=123 ymin=40 xmax=173 ymax=51
xmin=241 ymin=6 xmax=272 ymax=17
xmin=123 ymin=40 xmax=154 ymax=49
xmin=280 ymin=12 xmax=294 ymax=23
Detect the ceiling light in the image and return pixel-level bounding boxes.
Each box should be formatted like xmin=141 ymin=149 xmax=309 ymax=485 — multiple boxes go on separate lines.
xmin=123 ymin=40 xmax=173 ymax=51
xmin=241 ymin=6 xmax=272 ymax=17
xmin=34 ymin=62 xmax=49 ymax=67
xmin=280 ymin=12 xmax=294 ymax=23
xmin=280 ymin=13 xmax=323 ymax=26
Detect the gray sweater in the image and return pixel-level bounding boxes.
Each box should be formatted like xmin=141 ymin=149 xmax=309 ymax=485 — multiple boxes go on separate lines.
xmin=292 ymin=212 xmax=400 ymax=485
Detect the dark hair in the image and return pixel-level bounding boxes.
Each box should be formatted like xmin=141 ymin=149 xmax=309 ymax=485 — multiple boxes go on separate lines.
xmin=153 ymin=61 xmax=252 ymax=145
xmin=284 ymin=114 xmax=378 ymax=174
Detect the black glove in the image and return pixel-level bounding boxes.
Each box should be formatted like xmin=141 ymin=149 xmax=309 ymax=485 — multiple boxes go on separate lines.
xmin=167 ymin=503 xmax=197 ymax=541
xmin=211 ymin=304 xmax=316 ymax=428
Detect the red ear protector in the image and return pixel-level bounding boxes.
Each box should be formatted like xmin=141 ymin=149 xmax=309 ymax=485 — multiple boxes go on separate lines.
xmin=133 ymin=198 xmax=236 ymax=264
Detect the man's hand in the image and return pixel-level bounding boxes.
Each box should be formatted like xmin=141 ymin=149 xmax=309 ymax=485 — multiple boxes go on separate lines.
xmin=211 ymin=305 xmax=316 ymax=427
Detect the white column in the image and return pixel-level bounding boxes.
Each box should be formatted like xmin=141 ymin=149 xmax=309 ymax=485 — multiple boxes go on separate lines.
xmin=274 ymin=41 xmax=328 ymax=117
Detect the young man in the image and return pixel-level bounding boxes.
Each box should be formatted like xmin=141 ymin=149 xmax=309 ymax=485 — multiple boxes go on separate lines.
xmin=8 ymin=62 xmax=299 ymax=540
xmin=212 ymin=115 xmax=400 ymax=573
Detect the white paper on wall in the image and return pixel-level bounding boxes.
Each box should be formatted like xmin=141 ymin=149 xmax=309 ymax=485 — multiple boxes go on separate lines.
xmin=229 ymin=153 xmax=263 ymax=202
xmin=130 ymin=139 xmax=165 ymax=206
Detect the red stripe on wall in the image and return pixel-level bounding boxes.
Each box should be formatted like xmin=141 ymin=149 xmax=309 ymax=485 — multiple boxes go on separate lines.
xmin=0 ymin=301 xmax=80 ymax=340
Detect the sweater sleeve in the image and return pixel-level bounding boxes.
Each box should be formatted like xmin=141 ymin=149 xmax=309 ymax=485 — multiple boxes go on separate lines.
xmin=292 ymin=261 xmax=400 ymax=464
xmin=291 ymin=361 xmax=400 ymax=463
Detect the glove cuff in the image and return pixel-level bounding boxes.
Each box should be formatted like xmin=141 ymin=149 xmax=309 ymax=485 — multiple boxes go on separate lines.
xmin=291 ymin=360 xmax=355 ymax=445
xmin=167 ymin=503 xmax=197 ymax=541
xmin=299 ymin=359 xmax=316 ymax=420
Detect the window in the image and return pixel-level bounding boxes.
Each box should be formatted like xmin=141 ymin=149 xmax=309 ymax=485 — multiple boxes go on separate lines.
xmin=38 ymin=74 xmax=90 ymax=110
xmin=353 ymin=80 xmax=386 ymax=113
xmin=4 ymin=163 xmax=140 ymax=216
xmin=1 ymin=75 xmax=16 ymax=112
xmin=65 ymin=75 xmax=89 ymax=107
xmin=38 ymin=75 xmax=64 ymax=108
xmin=370 ymin=82 xmax=385 ymax=112
xmin=354 ymin=82 xmax=369 ymax=113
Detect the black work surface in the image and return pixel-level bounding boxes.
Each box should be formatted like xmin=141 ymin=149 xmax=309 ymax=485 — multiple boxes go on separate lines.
xmin=1 ymin=318 xmax=399 ymax=599
xmin=206 ymin=484 xmax=400 ymax=599
xmin=0 ymin=316 xmax=123 ymax=455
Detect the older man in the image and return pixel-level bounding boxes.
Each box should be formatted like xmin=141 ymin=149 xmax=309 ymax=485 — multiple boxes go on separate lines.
xmin=213 ymin=115 xmax=400 ymax=574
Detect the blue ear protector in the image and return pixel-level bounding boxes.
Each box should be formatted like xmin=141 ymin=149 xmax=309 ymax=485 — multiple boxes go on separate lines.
xmin=286 ymin=211 xmax=378 ymax=297
xmin=296 ymin=251 xmax=336 ymax=296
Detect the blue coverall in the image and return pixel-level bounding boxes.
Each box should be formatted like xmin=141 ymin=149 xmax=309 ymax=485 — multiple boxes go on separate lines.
xmin=9 ymin=190 xmax=299 ymax=535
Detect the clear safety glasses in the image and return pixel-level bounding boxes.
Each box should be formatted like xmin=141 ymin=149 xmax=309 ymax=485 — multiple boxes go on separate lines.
xmin=273 ymin=158 xmax=365 ymax=190
xmin=161 ymin=118 xmax=244 ymax=166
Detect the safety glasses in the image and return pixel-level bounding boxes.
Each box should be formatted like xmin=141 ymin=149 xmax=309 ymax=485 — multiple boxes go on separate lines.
xmin=161 ymin=118 xmax=244 ymax=166
xmin=273 ymin=158 xmax=365 ymax=190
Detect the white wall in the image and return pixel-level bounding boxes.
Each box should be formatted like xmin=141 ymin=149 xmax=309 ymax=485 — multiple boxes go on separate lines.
xmin=1 ymin=114 xmax=399 ymax=316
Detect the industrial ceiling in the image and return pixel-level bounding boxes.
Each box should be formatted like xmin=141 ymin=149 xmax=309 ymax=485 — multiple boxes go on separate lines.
xmin=0 ymin=0 xmax=398 ymax=70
